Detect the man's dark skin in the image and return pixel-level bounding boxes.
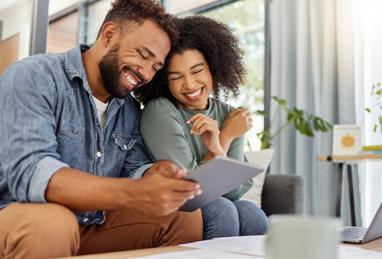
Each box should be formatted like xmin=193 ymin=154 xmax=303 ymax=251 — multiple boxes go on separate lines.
xmin=46 ymin=19 xmax=201 ymax=216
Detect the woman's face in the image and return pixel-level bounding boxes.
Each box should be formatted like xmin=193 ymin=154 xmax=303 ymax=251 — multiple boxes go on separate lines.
xmin=167 ymin=49 xmax=213 ymax=110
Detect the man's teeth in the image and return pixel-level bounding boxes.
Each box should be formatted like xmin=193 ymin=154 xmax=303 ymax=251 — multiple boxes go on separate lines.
xmin=125 ymin=73 xmax=137 ymax=85
xmin=185 ymin=89 xmax=202 ymax=98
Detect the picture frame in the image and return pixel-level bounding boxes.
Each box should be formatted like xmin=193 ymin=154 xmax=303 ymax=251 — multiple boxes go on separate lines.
xmin=332 ymin=125 xmax=362 ymax=156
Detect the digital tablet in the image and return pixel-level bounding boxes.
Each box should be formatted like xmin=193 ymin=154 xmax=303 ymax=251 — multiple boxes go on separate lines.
xmin=179 ymin=157 xmax=264 ymax=212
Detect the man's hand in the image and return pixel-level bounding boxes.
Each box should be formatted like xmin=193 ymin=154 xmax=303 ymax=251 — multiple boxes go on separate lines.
xmin=127 ymin=160 xmax=202 ymax=216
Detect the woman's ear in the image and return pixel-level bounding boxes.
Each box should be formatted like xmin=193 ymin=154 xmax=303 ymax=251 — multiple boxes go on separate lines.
xmin=100 ymin=22 xmax=118 ymax=47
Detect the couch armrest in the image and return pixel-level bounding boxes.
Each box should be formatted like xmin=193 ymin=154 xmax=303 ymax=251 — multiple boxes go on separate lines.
xmin=261 ymin=174 xmax=304 ymax=216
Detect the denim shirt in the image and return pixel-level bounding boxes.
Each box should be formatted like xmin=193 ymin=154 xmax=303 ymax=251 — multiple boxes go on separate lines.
xmin=0 ymin=45 xmax=152 ymax=225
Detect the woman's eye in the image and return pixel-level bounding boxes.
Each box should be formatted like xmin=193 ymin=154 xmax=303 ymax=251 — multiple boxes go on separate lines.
xmin=169 ymin=76 xmax=181 ymax=81
xmin=192 ymin=69 xmax=203 ymax=74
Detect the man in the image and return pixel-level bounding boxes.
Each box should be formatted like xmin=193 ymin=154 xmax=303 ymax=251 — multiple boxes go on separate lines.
xmin=0 ymin=0 xmax=202 ymax=258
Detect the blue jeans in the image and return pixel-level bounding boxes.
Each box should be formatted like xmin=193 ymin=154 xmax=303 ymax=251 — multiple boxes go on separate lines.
xmin=201 ymin=197 xmax=268 ymax=240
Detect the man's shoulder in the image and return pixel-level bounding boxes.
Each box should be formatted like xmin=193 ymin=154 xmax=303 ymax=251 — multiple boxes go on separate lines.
xmin=3 ymin=52 xmax=65 ymax=77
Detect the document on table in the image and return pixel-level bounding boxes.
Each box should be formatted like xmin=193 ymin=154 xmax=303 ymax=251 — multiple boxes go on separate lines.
xmin=339 ymin=245 xmax=382 ymax=259
xmin=181 ymin=235 xmax=266 ymax=256
xmin=131 ymin=236 xmax=382 ymax=259
xmin=129 ymin=249 xmax=262 ymax=259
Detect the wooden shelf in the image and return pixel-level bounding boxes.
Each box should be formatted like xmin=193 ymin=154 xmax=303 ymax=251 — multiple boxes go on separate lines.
xmin=317 ymin=154 xmax=382 ymax=162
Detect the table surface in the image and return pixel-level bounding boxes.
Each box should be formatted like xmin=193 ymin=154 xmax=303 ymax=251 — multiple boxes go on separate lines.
xmin=61 ymin=237 xmax=382 ymax=259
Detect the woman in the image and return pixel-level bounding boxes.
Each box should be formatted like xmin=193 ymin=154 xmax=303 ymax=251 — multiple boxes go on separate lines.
xmin=135 ymin=16 xmax=268 ymax=239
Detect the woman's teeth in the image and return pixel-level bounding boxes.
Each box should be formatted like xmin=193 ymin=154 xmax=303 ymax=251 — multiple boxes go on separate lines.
xmin=185 ymin=88 xmax=202 ymax=98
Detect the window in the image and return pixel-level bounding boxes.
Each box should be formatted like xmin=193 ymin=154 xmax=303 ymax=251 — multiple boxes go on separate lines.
xmin=47 ymin=11 xmax=79 ymax=53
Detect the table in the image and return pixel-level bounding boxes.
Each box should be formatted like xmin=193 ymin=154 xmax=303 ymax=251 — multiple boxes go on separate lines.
xmin=317 ymin=154 xmax=382 ymax=226
xmin=62 ymin=238 xmax=382 ymax=258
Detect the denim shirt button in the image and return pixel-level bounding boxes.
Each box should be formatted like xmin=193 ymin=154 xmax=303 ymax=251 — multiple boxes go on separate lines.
xmin=83 ymin=217 xmax=89 ymax=223
xmin=123 ymin=144 xmax=127 ymax=150
xmin=96 ymin=151 xmax=102 ymax=158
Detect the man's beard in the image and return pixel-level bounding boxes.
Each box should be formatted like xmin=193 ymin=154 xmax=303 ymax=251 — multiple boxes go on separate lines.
xmin=99 ymin=44 xmax=129 ymax=99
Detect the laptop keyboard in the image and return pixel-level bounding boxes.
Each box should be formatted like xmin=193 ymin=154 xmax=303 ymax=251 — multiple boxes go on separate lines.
xmin=342 ymin=226 xmax=368 ymax=242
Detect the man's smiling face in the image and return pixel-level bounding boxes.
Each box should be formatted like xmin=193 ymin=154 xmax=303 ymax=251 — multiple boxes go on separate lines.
xmin=99 ymin=20 xmax=171 ymax=98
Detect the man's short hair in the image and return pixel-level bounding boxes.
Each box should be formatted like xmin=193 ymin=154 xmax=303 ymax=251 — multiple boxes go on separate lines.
xmin=97 ymin=0 xmax=177 ymax=42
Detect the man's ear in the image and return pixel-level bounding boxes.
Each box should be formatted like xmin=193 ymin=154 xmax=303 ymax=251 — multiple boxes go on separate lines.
xmin=100 ymin=22 xmax=118 ymax=47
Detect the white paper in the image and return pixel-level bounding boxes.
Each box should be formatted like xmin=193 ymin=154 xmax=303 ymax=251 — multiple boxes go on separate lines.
xmin=339 ymin=245 xmax=382 ymax=259
xmin=181 ymin=235 xmax=266 ymax=256
xmin=128 ymin=249 xmax=261 ymax=259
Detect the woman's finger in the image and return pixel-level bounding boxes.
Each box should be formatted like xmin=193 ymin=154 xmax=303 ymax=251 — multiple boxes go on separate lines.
xmin=187 ymin=113 xmax=205 ymax=124
xmin=193 ymin=121 xmax=216 ymax=135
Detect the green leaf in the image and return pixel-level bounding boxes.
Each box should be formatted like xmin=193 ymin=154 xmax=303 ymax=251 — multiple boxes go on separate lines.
xmin=323 ymin=120 xmax=333 ymax=130
xmin=376 ymin=89 xmax=382 ymax=96
xmin=255 ymin=110 xmax=265 ymax=116
xmin=272 ymin=96 xmax=288 ymax=107
xmin=287 ymin=111 xmax=296 ymax=122
xmin=373 ymin=124 xmax=378 ymax=133
xmin=365 ymin=107 xmax=371 ymax=113
xmin=294 ymin=117 xmax=314 ymax=137
xmin=292 ymin=107 xmax=304 ymax=117
xmin=257 ymin=130 xmax=272 ymax=149
xmin=313 ymin=117 xmax=324 ymax=131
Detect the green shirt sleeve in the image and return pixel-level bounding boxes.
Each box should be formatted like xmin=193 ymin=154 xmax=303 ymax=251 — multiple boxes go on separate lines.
xmin=140 ymin=98 xmax=198 ymax=172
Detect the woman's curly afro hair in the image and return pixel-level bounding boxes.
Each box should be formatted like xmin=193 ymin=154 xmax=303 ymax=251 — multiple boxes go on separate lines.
xmin=134 ymin=15 xmax=246 ymax=105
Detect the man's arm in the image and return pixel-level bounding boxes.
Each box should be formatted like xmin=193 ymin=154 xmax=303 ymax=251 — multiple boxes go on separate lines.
xmin=46 ymin=162 xmax=200 ymax=216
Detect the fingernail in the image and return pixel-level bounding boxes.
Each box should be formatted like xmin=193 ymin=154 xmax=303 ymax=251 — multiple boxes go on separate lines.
xmin=186 ymin=120 xmax=190 ymax=124
xmin=196 ymin=184 xmax=200 ymax=189
xmin=196 ymin=189 xmax=202 ymax=195
xmin=189 ymin=195 xmax=195 ymax=200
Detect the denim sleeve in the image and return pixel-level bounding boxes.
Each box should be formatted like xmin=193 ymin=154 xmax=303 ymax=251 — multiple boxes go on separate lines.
xmin=0 ymin=61 xmax=69 ymax=203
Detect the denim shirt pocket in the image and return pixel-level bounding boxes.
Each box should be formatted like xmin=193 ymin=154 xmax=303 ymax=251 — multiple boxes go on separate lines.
xmin=112 ymin=134 xmax=137 ymax=152
xmin=57 ymin=120 xmax=85 ymax=168
xmin=59 ymin=120 xmax=85 ymax=140
xmin=110 ymin=134 xmax=138 ymax=176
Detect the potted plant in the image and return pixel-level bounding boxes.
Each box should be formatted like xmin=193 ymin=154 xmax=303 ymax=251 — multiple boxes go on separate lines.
xmin=256 ymin=96 xmax=333 ymax=149
xmin=365 ymin=82 xmax=382 ymax=134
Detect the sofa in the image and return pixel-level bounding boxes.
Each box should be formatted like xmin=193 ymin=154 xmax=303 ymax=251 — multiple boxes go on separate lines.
xmin=261 ymin=174 xmax=304 ymax=216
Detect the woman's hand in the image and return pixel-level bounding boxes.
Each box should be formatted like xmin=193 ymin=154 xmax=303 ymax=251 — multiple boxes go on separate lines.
xmin=221 ymin=108 xmax=253 ymax=141
xmin=187 ymin=114 xmax=225 ymax=157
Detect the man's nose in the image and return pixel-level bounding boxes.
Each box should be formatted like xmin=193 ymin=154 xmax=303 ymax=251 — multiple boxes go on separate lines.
xmin=138 ymin=65 xmax=155 ymax=83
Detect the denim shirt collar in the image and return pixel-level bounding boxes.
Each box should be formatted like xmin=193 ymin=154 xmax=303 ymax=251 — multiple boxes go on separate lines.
xmin=64 ymin=44 xmax=125 ymax=106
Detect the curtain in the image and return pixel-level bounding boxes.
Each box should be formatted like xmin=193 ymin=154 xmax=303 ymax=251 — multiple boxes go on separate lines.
xmin=268 ymin=0 xmax=359 ymax=221
xmin=355 ymin=0 xmax=382 ymax=227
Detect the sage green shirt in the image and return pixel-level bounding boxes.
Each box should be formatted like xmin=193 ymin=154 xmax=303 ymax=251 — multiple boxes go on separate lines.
xmin=140 ymin=97 xmax=253 ymax=201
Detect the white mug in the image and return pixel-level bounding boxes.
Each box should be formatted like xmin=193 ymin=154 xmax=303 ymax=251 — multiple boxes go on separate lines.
xmin=266 ymin=215 xmax=340 ymax=259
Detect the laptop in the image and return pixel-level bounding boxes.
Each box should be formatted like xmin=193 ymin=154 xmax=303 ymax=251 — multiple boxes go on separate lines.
xmin=342 ymin=202 xmax=382 ymax=243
